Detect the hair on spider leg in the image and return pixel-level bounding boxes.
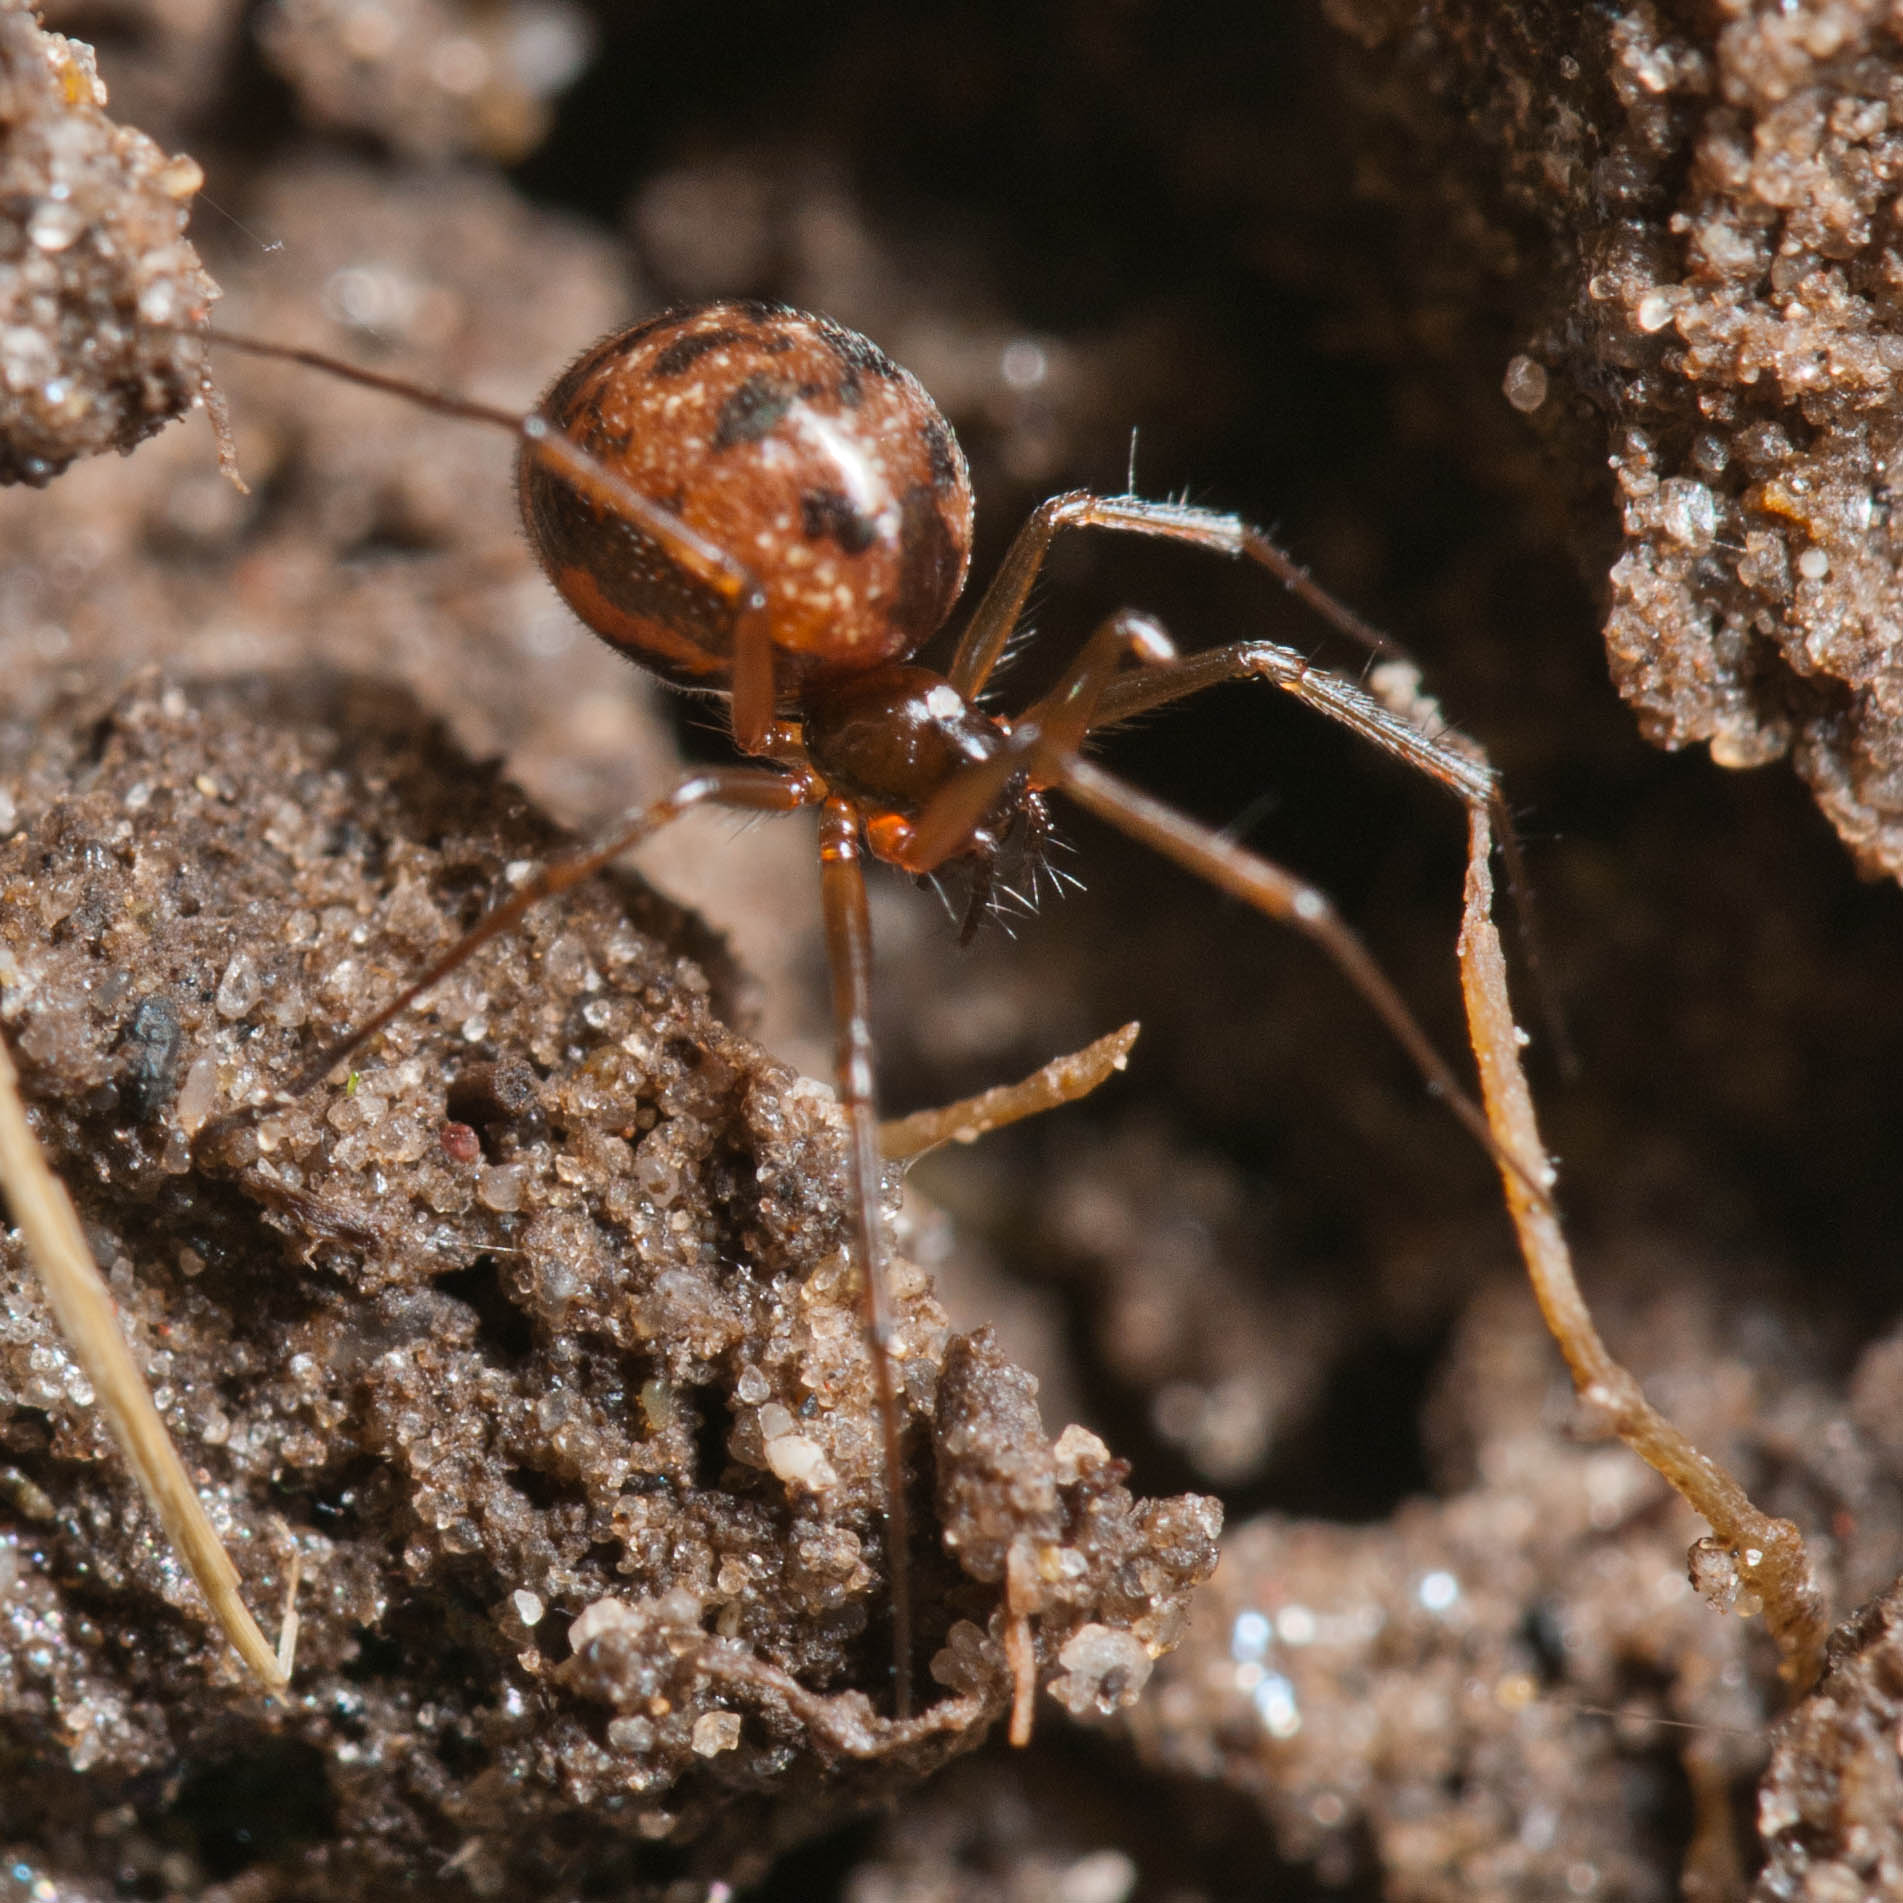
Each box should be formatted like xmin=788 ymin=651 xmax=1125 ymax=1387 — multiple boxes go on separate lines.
xmin=713 ymin=803 xmax=779 ymax=848
xmin=181 ymin=304 xmax=1561 ymax=1739
xmin=933 ymin=787 xmax=1067 ymax=944
xmin=988 ymin=617 xmax=1043 ymax=675
xmin=966 ymin=612 xmax=1046 ymax=712
xmin=1015 ymin=797 xmax=1083 ymax=909
xmin=1030 ymin=815 xmax=1084 ymax=872
xmin=1210 ymin=788 xmax=1285 ymax=852
xmin=917 ymin=867 xmax=963 ymax=932
xmin=1020 ymin=841 xmax=1082 ymax=910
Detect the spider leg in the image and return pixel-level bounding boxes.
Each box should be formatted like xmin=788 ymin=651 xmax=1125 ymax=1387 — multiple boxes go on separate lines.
xmin=728 ymin=611 xmax=784 ymax=754
xmin=910 ymin=619 xmax=1548 ymax=1204
xmin=1085 ymin=641 xmax=1573 ymax=1072
xmin=946 ymin=487 xmax=1566 ymax=1059
xmin=816 ymin=798 xmax=915 ymax=1718
xmin=947 ymin=490 xmax=1409 ymax=702
xmin=217 ymin=747 xmax=926 ymax=1718
xmin=1090 ymin=638 xmax=1497 ymax=810
xmin=1048 ymin=750 xmax=1544 ymax=1198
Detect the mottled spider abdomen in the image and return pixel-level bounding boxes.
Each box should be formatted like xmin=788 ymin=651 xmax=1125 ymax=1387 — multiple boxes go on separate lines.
xmin=520 ymin=300 xmax=975 ymax=702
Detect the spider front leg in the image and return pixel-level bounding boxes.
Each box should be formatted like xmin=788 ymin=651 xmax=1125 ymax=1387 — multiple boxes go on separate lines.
xmin=947 ymin=490 xmax=1411 ymax=702
xmin=1048 ymin=752 xmax=1519 ymax=1179
xmin=943 ymin=481 xmax=1545 ymax=1024
xmin=1085 ymin=636 xmax=1570 ymax=1071
xmin=944 ymin=479 xmax=1497 ymax=820
xmin=815 ymin=796 xmax=917 ymax=1718
xmin=1086 ymin=637 xmax=1498 ymax=821
xmin=910 ymin=615 xmax=1544 ymax=1201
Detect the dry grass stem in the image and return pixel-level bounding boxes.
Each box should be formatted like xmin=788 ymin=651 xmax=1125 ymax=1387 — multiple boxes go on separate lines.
xmin=1458 ymin=805 xmax=1829 ymax=1690
xmin=0 ymin=1028 xmax=289 ymax=1691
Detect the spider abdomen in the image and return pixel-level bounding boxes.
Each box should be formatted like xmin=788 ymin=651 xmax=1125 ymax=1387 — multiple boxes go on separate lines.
xmin=520 ymin=301 xmax=975 ymax=703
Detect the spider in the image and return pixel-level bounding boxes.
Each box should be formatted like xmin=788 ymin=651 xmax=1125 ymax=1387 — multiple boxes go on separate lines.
xmin=197 ymin=297 xmax=1527 ymax=1722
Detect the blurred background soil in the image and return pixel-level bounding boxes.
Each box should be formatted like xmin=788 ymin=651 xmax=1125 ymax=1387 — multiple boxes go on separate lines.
xmin=7 ymin=0 xmax=1903 ymax=1897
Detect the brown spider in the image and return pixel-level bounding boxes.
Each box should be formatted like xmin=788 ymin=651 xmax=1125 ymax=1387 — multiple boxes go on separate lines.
xmin=200 ymin=297 xmax=1525 ymax=1721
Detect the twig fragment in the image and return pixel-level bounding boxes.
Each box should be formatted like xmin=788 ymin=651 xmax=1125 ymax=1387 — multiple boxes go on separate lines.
xmin=879 ymin=1022 xmax=1140 ymax=1161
